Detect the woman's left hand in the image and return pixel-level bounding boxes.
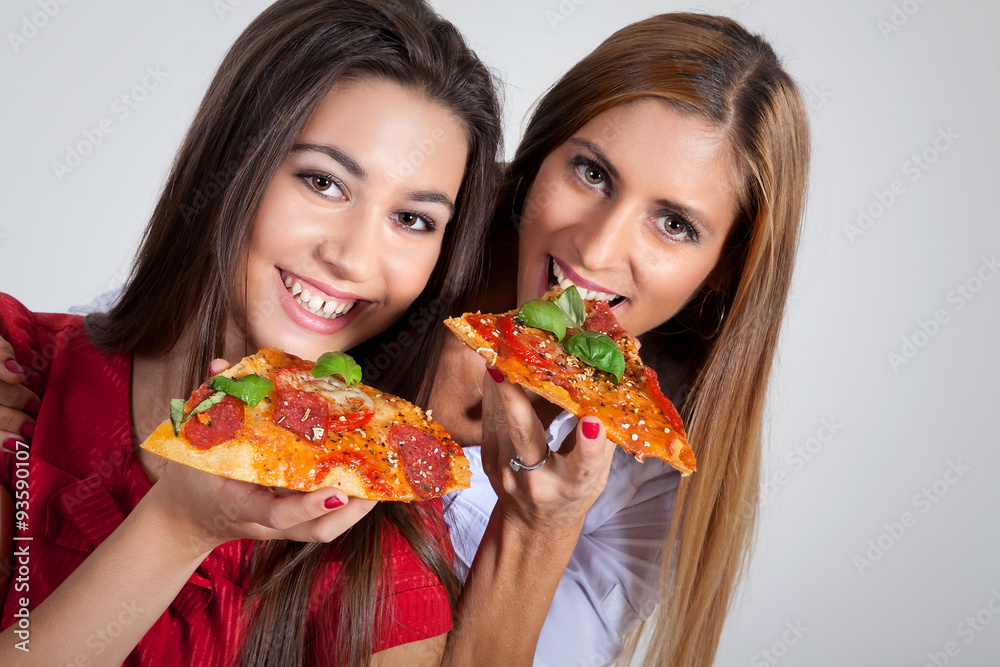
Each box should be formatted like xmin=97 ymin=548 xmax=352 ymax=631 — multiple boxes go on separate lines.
xmin=479 ymin=367 xmax=616 ymax=535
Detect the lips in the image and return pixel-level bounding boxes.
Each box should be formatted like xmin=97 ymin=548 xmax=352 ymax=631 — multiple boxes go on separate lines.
xmin=549 ymin=256 xmax=624 ymax=304
xmin=275 ymin=268 xmax=371 ymax=335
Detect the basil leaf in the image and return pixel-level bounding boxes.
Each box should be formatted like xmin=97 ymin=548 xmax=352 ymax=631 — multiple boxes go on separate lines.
xmin=564 ymin=330 xmax=625 ymax=383
xmin=516 ymin=299 xmax=567 ymax=340
xmin=209 ymin=374 xmax=274 ymax=408
xmin=170 ymin=398 xmax=185 ymax=436
xmin=553 ymin=286 xmax=586 ymax=329
xmin=312 ymin=351 xmax=362 ymax=386
xmin=190 ymin=391 xmax=227 ymax=415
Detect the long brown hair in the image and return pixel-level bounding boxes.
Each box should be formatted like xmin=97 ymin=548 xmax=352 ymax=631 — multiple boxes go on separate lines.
xmin=497 ymin=13 xmax=810 ymax=666
xmin=86 ymin=0 xmax=501 ymax=665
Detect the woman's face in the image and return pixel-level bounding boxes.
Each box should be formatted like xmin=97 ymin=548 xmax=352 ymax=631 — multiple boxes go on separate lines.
xmin=240 ymin=78 xmax=469 ymax=361
xmin=517 ymin=99 xmax=740 ymax=337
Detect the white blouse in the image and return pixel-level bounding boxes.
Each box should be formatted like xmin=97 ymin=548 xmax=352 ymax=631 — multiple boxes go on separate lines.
xmin=443 ymin=411 xmax=679 ymax=666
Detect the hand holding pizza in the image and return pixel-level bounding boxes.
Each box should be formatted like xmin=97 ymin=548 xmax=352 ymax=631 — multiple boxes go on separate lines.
xmin=138 ymin=358 xmax=378 ymax=555
xmin=480 ymin=366 xmax=615 ymax=537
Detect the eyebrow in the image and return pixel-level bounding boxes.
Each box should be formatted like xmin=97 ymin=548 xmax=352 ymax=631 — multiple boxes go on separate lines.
xmin=290 ymin=143 xmax=367 ymax=180
xmin=408 ymin=190 xmax=456 ymax=217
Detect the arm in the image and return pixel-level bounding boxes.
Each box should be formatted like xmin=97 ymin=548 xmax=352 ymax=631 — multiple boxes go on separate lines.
xmin=442 ymin=370 xmax=615 ymax=667
xmin=0 ymin=441 xmax=375 ymax=665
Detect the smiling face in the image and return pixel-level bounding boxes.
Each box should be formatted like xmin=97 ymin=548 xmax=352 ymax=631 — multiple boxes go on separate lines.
xmin=517 ymin=99 xmax=741 ymax=337
xmin=238 ymin=78 xmax=469 ymax=361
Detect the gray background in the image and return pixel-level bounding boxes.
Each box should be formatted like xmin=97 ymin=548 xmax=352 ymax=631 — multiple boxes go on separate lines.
xmin=2 ymin=0 xmax=998 ymax=665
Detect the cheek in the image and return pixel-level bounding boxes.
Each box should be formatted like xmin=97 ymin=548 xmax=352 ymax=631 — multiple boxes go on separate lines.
xmin=385 ymin=241 xmax=442 ymax=305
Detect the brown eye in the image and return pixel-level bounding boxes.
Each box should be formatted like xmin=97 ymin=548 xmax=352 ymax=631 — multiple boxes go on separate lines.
xmin=311 ymin=175 xmax=332 ymax=191
xmin=578 ymin=163 xmax=606 ymax=185
xmin=392 ymin=211 xmax=433 ymax=232
xmin=654 ymin=213 xmax=693 ymax=241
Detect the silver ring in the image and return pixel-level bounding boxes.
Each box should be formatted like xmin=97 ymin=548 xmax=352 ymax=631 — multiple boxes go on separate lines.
xmin=509 ymin=446 xmax=551 ymax=472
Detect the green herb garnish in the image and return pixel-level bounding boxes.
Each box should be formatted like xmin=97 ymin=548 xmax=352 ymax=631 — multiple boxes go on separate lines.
xmin=553 ymin=286 xmax=586 ymax=329
xmin=517 ymin=299 xmax=567 ymax=340
xmin=169 ymin=391 xmax=226 ymax=435
xmin=209 ymin=374 xmax=274 ymax=408
xmin=311 ymin=351 xmax=362 ymax=386
xmin=564 ymin=330 xmax=625 ymax=383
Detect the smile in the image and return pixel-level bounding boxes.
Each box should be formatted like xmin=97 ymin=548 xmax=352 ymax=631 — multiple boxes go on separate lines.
xmin=549 ymin=257 xmax=625 ymax=306
xmin=283 ymin=273 xmax=356 ymax=320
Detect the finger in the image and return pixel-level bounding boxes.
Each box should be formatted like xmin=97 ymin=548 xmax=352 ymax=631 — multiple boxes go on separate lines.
xmin=251 ymin=486 xmax=353 ymax=531
xmin=0 ymin=405 xmax=36 ymax=441
xmin=552 ymin=416 xmax=615 ymax=492
xmin=481 ymin=367 xmax=547 ymax=468
xmin=0 ymin=378 xmax=41 ymax=413
xmin=0 ymin=338 xmax=27 ymax=384
xmin=209 ymin=358 xmax=231 ymax=376
xmin=0 ymin=434 xmax=28 ymax=455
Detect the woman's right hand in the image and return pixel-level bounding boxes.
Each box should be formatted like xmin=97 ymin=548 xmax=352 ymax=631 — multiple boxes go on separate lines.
xmin=479 ymin=367 xmax=616 ymax=535
xmin=0 ymin=336 xmax=39 ymax=451
xmin=146 ymin=457 xmax=378 ymax=556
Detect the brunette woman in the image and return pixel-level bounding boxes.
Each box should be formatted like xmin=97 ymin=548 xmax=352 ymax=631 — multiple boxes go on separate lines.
xmin=0 ymin=1 xmax=500 ymax=665
xmin=436 ymin=13 xmax=811 ymax=667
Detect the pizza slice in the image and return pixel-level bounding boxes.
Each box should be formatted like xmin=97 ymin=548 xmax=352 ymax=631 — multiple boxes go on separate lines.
xmin=444 ymin=287 xmax=695 ymax=475
xmin=140 ymin=348 xmax=471 ymax=500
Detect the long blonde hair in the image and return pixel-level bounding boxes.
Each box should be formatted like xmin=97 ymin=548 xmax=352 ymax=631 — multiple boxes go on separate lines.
xmin=497 ymin=13 xmax=811 ymax=665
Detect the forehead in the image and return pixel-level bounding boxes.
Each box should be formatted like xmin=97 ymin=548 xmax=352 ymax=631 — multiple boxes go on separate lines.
xmin=571 ymin=99 xmax=740 ymax=229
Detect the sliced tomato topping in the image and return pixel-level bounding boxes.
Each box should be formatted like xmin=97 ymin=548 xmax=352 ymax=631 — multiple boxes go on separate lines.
xmin=643 ymin=365 xmax=685 ymax=436
xmin=584 ymin=300 xmax=628 ymax=340
xmin=496 ymin=316 xmax=556 ymax=372
xmin=182 ymin=386 xmax=244 ymax=449
xmin=326 ymin=407 xmax=374 ymax=433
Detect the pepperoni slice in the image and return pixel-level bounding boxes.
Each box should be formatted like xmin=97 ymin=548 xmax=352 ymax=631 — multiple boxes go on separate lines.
xmin=181 ymin=387 xmax=245 ymax=450
xmin=389 ymin=424 xmax=450 ymax=499
xmin=273 ymin=388 xmax=329 ymax=443
xmin=643 ymin=365 xmax=686 ymax=436
xmin=584 ymin=300 xmax=628 ymax=340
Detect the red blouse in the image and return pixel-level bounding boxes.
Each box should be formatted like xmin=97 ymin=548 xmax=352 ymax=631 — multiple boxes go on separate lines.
xmin=0 ymin=294 xmax=454 ymax=665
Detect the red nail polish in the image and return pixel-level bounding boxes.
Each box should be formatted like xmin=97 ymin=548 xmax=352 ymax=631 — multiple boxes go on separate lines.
xmin=272 ymin=493 xmax=283 ymax=499
xmin=487 ymin=367 xmax=504 ymax=384
xmin=2 ymin=438 xmax=24 ymax=454
xmin=324 ymin=496 xmax=345 ymax=509
xmin=4 ymin=359 xmax=25 ymax=375
xmin=581 ymin=420 xmax=600 ymax=440
xmin=20 ymin=422 xmax=36 ymax=440
xmin=26 ymin=400 xmax=42 ymax=415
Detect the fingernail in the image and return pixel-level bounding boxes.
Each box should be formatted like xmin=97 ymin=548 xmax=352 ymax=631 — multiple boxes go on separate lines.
xmin=20 ymin=422 xmax=35 ymax=440
xmin=487 ymin=367 xmax=504 ymax=384
xmin=4 ymin=359 xmax=25 ymax=375
xmin=581 ymin=420 xmax=600 ymax=440
xmin=272 ymin=493 xmax=283 ymax=499
xmin=26 ymin=400 xmax=42 ymax=415
xmin=324 ymin=496 xmax=345 ymax=509
xmin=2 ymin=438 xmax=24 ymax=454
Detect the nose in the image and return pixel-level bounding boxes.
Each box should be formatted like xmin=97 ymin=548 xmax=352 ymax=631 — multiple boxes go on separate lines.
xmin=573 ymin=200 xmax=636 ymax=272
xmin=316 ymin=206 xmax=381 ymax=284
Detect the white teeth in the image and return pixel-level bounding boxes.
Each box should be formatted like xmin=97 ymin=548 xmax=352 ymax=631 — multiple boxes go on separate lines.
xmin=284 ymin=275 xmax=358 ymax=320
xmin=551 ymin=261 xmax=620 ymax=302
